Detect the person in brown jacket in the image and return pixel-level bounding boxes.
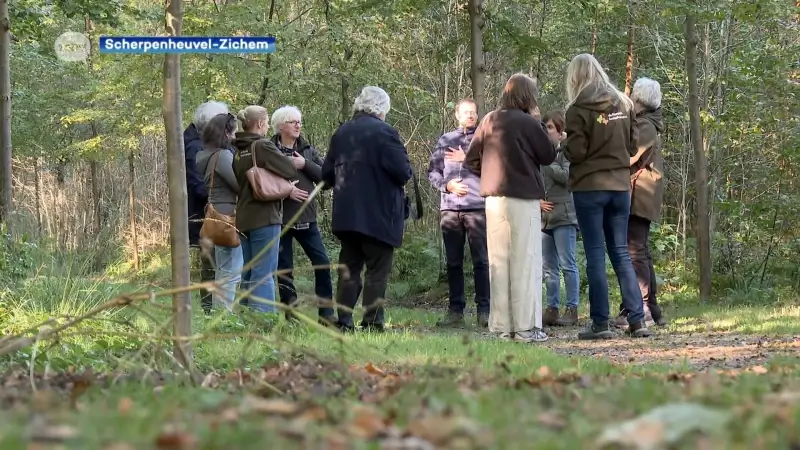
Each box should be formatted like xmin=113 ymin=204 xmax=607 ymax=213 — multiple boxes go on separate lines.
xmin=562 ymin=53 xmax=652 ymax=340
xmin=232 ymin=105 xmax=304 ymax=314
xmin=613 ymin=77 xmax=668 ymax=328
xmin=463 ymin=73 xmax=556 ymax=343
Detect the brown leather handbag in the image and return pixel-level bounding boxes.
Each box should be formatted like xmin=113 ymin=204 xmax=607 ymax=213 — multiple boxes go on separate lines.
xmin=245 ymin=140 xmax=295 ymax=201
xmin=199 ymin=151 xmax=240 ymax=248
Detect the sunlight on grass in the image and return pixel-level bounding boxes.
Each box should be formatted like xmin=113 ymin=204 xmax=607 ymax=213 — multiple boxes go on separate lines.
xmin=670 ymin=304 xmax=800 ymax=335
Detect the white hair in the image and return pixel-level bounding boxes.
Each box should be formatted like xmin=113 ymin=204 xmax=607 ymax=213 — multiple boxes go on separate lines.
xmin=193 ymin=101 xmax=229 ymax=132
xmin=270 ymin=105 xmax=302 ymax=135
xmin=352 ymin=86 xmax=391 ymax=117
xmin=631 ymin=77 xmax=662 ymax=109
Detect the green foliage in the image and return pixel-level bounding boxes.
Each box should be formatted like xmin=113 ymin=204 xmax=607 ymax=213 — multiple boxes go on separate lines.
xmin=0 ymin=224 xmax=36 ymax=286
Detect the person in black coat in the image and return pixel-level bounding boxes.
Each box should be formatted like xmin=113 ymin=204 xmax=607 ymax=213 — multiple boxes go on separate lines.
xmin=322 ymin=86 xmax=413 ymax=332
xmin=184 ymin=100 xmax=229 ymax=315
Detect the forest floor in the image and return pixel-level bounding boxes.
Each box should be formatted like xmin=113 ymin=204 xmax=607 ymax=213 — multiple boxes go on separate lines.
xmin=2 ymin=284 xmax=800 ymax=449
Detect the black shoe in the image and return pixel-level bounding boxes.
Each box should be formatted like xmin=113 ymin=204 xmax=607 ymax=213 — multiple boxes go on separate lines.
xmin=318 ymin=315 xmax=336 ymax=327
xmin=578 ymin=322 xmax=615 ymax=340
xmin=626 ymin=320 xmax=653 ymax=337
xmin=436 ymin=312 xmax=466 ymax=328
xmin=477 ymin=312 xmax=489 ymax=328
xmin=360 ymin=322 xmax=385 ymax=333
xmin=335 ymin=321 xmax=355 ymax=333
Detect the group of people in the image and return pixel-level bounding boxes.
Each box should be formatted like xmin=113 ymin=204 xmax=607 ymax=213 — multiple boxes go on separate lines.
xmin=182 ymin=52 xmax=667 ymax=342
xmin=184 ymin=86 xmax=413 ymax=332
xmin=428 ymin=53 xmax=667 ymax=342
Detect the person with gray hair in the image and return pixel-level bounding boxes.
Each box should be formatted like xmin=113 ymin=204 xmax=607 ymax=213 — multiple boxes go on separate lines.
xmin=614 ymin=77 xmax=667 ymax=328
xmin=269 ymin=105 xmax=335 ymax=325
xmin=184 ymin=100 xmax=229 ymax=315
xmin=322 ymin=86 xmax=413 ymax=332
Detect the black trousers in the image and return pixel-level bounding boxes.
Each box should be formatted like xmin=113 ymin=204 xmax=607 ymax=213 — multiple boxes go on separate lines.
xmin=192 ymin=246 xmax=216 ymax=314
xmin=441 ymin=210 xmax=490 ymax=315
xmin=620 ymin=215 xmax=661 ymax=318
xmin=333 ymin=232 xmax=394 ymax=327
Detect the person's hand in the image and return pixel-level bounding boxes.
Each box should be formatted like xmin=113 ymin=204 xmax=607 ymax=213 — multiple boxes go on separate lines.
xmin=291 ymin=151 xmax=306 ymax=169
xmin=446 ymin=178 xmax=468 ymax=196
xmin=289 ymin=184 xmax=309 ymax=202
xmin=445 ymin=146 xmax=466 ymax=162
xmin=540 ymin=200 xmax=555 ymax=212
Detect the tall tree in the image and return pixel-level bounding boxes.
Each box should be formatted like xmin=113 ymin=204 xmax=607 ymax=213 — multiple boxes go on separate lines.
xmin=467 ymin=0 xmax=486 ymax=116
xmin=0 ymin=0 xmax=11 ymax=223
xmin=623 ymin=0 xmax=635 ymax=95
xmin=163 ymin=0 xmax=192 ymax=367
xmin=684 ymin=5 xmax=712 ymax=301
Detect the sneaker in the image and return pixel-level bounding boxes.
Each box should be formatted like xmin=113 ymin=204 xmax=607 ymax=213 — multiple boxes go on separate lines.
xmin=543 ymin=306 xmax=560 ymax=326
xmin=436 ymin=312 xmax=466 ymax=328
xmin=498 ymin=332 xmax=513 ymax=340
xmin=513 ymin=329 xmax=549 ymax=343
xmin=555 ymin=306 xmax=578 ymax=326
xmin=578 ymin=322 xmax=615 ymax=340
xmin=477 ymin=312 xmax=490 ymax=328
xmin=612 ymin=312 xmax=629 ymax=328
xmin=626 ymin=320 xmax=652 ymax=338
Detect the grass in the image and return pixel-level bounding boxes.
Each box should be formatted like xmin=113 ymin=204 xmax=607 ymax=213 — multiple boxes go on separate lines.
xmin=2 ymin=247 xmax=800 ymax=449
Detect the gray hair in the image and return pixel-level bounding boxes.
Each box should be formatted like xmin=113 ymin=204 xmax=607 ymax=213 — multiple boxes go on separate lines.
xmin=352 ymin=86 xmax=391 ymax=117
xmin=271 ymin=105 xmax=302 ymax=135
xmin=631 ymin=77 xmax=662 ymax=109
xmin=193 ymin=101 xmax=229 ymax=132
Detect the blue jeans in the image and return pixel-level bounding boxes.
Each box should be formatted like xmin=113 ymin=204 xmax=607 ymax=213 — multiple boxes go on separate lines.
xmin=240 ymin=224 xmax=281 ymax=313
xmin=214 ymin=244 xmax=243 ymax=311
xmin=543 ymin=225 xmax=579 ymax=309
xmin=277 ymin=222 xmax=335 ymax=318
xmin=572 ymin=191 xmax=644 ymax=325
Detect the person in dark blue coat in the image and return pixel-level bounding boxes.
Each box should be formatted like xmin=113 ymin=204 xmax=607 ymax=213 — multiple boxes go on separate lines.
xmin=322 ymin=86 xmax=413 ymax=332
xmin=184 ymin=100 xmax=229 ymax=315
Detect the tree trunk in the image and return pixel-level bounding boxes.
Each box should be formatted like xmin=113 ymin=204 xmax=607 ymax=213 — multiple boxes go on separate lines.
xmin=623 ymin=0 xmax=635 ymax=95
xmin=339 ymin=47 xmax=352 ymax=124
xmin=684 ymin=11 xmax=712 ymax=301
xmin=34 ymin=156 xmax=41 ymax=233
xmin=535 ymin=0 xmax=547 ymax=81
xmin=129 ymin=150 xmax=140 ymax=271
xmin=0 ymin=0 xmax=12 ymax=223
xmin=256 ymin=0 xmax=276 ymax=106
xmin=467 ymin=0 xmax=486 ymax=116
xmin=163 ymin=0 xmax=193 ymax=368
xmin=590 ymin=0 xmax=598 ymax=55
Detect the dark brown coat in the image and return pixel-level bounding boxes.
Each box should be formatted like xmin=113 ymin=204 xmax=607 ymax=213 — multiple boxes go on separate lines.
xmin=463 ymin=108 xmax=556 ymax=200
xmin=630 ymin=106 xmax=665 ymax=223
xmin=563 ymin=86 xmax=638 ymax=192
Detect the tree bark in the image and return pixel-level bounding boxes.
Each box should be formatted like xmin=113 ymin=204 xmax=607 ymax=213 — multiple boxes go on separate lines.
xmin=623 ymin=0 xmax=635 ymax=95
xmin=467 ymin=0 xmax=486 ymax=116
xmin=0 ymin=0 xmax=12 ymax=223
xmin=256 ymin=0 xmax=276 ymax=106
xmin=163 ymin=0 xmax=193 ymax=367
xmin=129 ymin=150 xmax=140 ymax=271
xmin=684 ymin=10 xmax=712 ymax=301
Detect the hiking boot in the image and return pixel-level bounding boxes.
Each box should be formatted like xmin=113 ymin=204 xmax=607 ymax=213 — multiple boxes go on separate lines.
xmin=578 ymin=322 xmax=615 ymax=340
xmin=335 ymin=321 xmax=355 ymax=333
xmin=436 ymin=312 xmax=466 ymax=328
xmin=644 ymin=309 xmax=656 ymax=327
xmin=612 ymin=312 xmax=629 ymax=328
xmin=555 ymin=306 xmax=578 ymax=326
xmin=543 ymin=306 xmax=560 ymax=326
xmin=649 ymin=304 xmax=668 ymax=326
xmin=477 ymin=312 xmax=490 ymax=328
xmin=626 ymin=320 xmax=652 ymax=337
xmin=360 ymin=322 xmax=385 ymax=333
xmin=513 ymin=328 xmax=549 ymax=343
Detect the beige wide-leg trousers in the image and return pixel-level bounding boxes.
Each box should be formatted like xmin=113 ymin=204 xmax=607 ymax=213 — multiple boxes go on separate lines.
xmin=485 ymin=196 xmax=543 ymax=333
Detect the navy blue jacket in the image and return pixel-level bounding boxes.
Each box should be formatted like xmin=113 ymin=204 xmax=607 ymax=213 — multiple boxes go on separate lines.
xmin=322 ymin=112 xmax=413 ymax=248
xmin=427 ymin=126 xmax=484 ymax=211
xmin=183 ymin=124 xmax=208 ymax=246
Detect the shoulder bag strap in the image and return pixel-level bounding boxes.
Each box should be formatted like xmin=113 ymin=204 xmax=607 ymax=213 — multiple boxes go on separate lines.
xmin=208 ymin=150 xmax=220 ymax=190
xmin=250 ymin=140 xmax=260 ymax=168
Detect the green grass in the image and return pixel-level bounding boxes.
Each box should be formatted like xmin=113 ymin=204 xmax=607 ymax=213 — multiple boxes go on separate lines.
xmin=2 ymin=247 xmax=800 ymax=449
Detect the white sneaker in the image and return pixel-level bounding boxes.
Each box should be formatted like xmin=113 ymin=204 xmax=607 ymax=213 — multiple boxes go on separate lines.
xmin=498 ymin=332 xmax=513 ymax=340
xmin=513 ymin=329 xmax=548 ymax=343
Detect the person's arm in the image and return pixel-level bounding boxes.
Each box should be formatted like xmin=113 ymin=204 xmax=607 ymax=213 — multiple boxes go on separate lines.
xmin=630 ymin=117 xmax=655 ymax=166
xmin=321 ymin=135 xmax=337 ymax=188
xmin=217 ymin=151 xmax=239 ymax=193
xmin=627 ymin=110 xmax=640 ymax=157
xmin=301 ymin=145 xmax=324 ymax=182
xmin=379 ymin=126 xmax=413 ymax=186
xmin=463 ymin=112 xmax=491 ymax=175
xmin=427 ymin=136 xmax=448 ymax=192
xmin=529 ymin=119 xmax=557 ymax=166
xmin=563 ymin=107 xmax=589 ymax=164
xmin=548 ymin=150 xmax=570 ymax=186
xmin=185 ymin=142 xmax=208 ymax=199
xmin=256 ymin=140 xmax=298 ymax=179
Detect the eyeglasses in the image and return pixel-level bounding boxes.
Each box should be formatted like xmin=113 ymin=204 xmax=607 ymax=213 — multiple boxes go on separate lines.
xmin=285 ymin=120 xmax=302 ymax=126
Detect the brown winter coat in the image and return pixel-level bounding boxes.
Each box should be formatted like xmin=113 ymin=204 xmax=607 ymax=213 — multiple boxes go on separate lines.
xmin=630 ymin=106 xmax=665 ymax=223
xmin=563 ymin=86 xmax=638 ymax=192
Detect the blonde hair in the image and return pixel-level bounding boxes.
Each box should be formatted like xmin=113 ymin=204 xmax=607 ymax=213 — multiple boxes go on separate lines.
xmin=565 ymin=53 xmax=633 ymax=112
xmin=237 ymin=105 xmax=268 ymax=132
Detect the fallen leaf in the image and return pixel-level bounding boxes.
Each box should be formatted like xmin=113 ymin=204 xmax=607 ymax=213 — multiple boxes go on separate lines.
xmin=348 ymin=405 xmax=386 ymax=439
xmin=749 ymin=365 xmax=768 ymax=374
xmin=406 ymin=415 xmax=488 ymax=447
xmin=201 ymin=372 xmax=220 ymax=388
xmin=29 ymin=424 xmax=78 ymax=443
xmin=240 ymin=396 xmax=300 ymax=416
xmin=537 ymin=411 xmax=567 ymax=430
xmin=103 ymin=444 xmax=136 ymax=450
xmin=117 ymin=397 xmax=133 ymax=415
xmin=155 ymin=430 xmax=196 ymax=449
xmin=365 ymin=362 xmax=387 ymax=376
